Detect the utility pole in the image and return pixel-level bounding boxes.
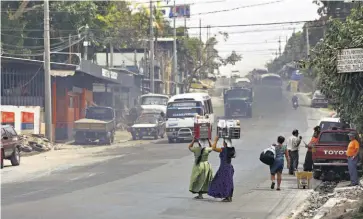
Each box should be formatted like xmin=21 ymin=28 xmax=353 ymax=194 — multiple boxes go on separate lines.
xmin=278 ymin=36 xmax=281 ymax=56
xmin=43 ymin=0 xmax=53 ymax=142
xmin=199 ymin=18 xmax=202 ymax=80
xmin=173 ymin=0 xmax=178 ymax=94
xmin=84 ymin=24 xmax=89 ymax=60
xmin=305 ymin=24 xmax=310 ymax=58
xmin=149 ymin=0 xmax=155 ymax=93
xmin=68 ymin=34 xmax=72 ymax=64
xmin=110 ymin=41 xmax=114 ymax=68
xmin=206 ymin=25 xmax=210 ymax=75
xmin=184 ymin=16 xmax=187 ymax=36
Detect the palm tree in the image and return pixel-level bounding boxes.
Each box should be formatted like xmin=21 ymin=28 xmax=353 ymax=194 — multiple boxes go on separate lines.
xmin=133 ymin=1 xmax=166 ymax=55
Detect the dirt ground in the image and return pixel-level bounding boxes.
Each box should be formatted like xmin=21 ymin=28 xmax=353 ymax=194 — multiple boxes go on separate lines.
xmin=1 ymin=130 xmax=153 ymax=184
xmin=323 ymin=200 xmax=363 ymax=219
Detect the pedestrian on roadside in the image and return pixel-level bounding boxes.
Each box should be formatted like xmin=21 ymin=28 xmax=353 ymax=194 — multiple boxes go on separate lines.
xmin=346 ymin=132 xmax=360 ymax=186
xmin=287 ymin=129 xmax=302 ymax=175
xmin=303 ymin=126 xmax=320 ymax=171
xmin=208 ymin=136 xmax=236 ymax=202
xmin=188 ymin=138 xmax=214 ymax=199
xmin=270 ymin=136 xmax=290 ymax=191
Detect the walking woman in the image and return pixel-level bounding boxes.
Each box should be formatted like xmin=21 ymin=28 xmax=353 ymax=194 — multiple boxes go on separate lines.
xmin=270 ymin=136 xmax=290 ymax=191
xmin=188 ymin=138 xmax=214 ymax=199
xmin=303 ymin=126 xmax=320 ymax=171
xmin=208 ymin=136 xmax=236 ymax=202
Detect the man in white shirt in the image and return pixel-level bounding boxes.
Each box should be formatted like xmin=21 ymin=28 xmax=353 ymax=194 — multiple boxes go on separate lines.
xmin=287 ymin=129 xmax=302 ymax=175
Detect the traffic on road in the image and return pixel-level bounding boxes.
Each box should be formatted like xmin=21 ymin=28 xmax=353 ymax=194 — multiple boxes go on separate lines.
xmin=1 ymin=1 xmax=363 ymax=219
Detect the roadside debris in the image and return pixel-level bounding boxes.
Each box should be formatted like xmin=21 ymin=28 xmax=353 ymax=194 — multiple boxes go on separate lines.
xmin=21 ymin=134 xmax=52 ymax=154
xmin=293 ymin=181 xmax=363 ymax=219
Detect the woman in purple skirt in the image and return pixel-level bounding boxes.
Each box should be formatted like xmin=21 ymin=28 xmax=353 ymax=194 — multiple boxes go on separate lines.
xmin=208 ymin=136 xmax=236 ymax=202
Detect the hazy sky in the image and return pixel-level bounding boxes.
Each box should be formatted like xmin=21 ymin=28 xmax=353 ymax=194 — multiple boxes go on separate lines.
xmin=168 ymin=0 xmax=320 ymax=76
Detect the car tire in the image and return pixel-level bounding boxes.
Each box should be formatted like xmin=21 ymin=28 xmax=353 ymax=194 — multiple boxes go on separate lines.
xmin=10 ymin=147 xmax=20 ymax=166
xmin=154 ymin=132 xmax=159 ymax=140
xmin=160 ymin=131 xmax=165 ymax=138
xmin=1 ymin=149 xmax=4 ymax=169
xmin=168 ymin=138 xmax=174 ymax=143
xmin=313 ymin=171 xmax=321 ymax=180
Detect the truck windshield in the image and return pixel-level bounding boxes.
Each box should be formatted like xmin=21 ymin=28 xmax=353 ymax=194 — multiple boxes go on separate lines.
xmin=141 ymin=96 xmax=168 ymax=105
xmin=320 ymin=122 xmax=344 ymax=131
xmin=261 ymin=77 xmax=282 ymax=86
xmin=319 ymin=132 xmax=350 ymax=144
xmin=226 ymin=89 xmax=250 ymax=99
xmin=86 ymin=108 xmax=114 ymax=120
xmin=136 ymin=116 xmax=157 ymax=124
xmin=166 ymin=107 xmax=203 ymax=118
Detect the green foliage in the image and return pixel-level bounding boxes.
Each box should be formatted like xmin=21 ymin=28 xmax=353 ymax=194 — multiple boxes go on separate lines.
xmin=177 ymin=32 xmax=241 ymax=91
xmin=309 ymin=6 xmax=363 ymax=131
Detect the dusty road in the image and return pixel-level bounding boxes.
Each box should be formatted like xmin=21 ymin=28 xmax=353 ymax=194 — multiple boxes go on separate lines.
xmin=1 ymin=89 xmax=326 ymax=219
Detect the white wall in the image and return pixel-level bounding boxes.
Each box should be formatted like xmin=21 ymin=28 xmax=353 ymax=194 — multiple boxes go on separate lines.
xmin=1 ymin=105 xmax=41 ymax=135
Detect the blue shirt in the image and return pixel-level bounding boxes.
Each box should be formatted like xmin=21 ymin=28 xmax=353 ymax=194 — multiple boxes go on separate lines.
xmin=274 ymin=144 xmax=287 ymax=160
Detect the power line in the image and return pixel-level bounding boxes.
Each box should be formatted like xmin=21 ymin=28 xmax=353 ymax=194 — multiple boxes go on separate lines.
xmin=191 ymin=0 xmax=284 ymax=16
xmin=1 ymin=35 xmax=83 ymax=49
xmin=0 ymin=32 xmax=84 ymax=40
xmin=2 ymin=36 xmax=85 ymax=57
xmin=187 ymin=20 xmax=321 ymax=29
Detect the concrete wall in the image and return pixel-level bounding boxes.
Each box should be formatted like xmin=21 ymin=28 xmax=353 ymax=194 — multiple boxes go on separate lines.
xmin=1 ymin=105 xmax=41 ymax=135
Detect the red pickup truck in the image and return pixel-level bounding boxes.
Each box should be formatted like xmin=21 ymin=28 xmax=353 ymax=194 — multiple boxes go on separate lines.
xmin=312 ymin=129 xmax=362 ymax=181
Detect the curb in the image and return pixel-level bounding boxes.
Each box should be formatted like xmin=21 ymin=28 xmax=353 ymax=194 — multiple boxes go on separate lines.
xmin=288 ymin=190 xmax=314 ymax=219
xmin=312 ymin=198 xmax=342 ymax=219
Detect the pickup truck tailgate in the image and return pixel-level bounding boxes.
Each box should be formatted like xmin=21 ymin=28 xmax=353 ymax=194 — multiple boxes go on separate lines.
xmin=313 ymin=145 xmax=348 ymax=166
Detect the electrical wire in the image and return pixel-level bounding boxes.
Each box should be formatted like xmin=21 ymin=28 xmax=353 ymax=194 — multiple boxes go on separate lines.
xmin=191 ymin=0 xmax=284 ymax=16
xmin=1 ymin=34 xmax=86 ymax=54
xmin=0 ymin=32 xmax=84 ymax=40
xmin=186 ymin=20 xmax=321 ymax=29
xmin=1 ymin=38 xmax=75 ymax=49
xmin=1 ymin=36 xmax=85 ymax=57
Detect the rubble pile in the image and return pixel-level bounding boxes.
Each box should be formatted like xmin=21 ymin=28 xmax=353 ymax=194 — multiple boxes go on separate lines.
xmin=21 ymin=134 xmax=53 ymax=153
xmin=295 ymin=182 xmax=338 ymax=219
xmin=294 ymin=181 xmax=363 ymax=219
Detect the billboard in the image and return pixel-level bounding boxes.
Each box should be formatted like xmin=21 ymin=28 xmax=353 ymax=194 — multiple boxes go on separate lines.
xmin=337 ymin=48 xmax=363 ymax=73
xmin=169 ymin=5 xmax=190 ymax=18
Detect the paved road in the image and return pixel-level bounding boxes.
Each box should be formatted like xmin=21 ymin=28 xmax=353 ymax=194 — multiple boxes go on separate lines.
xmin=2 ymin=89 xmax=320 ymax=219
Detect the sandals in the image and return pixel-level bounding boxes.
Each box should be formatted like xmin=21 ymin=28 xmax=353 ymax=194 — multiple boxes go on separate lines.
xmin=222 ymin=197 xmax=232 ymax=202
xmin=194 ymin=195 xmax=203 ymax=199
xmin=271 ymin=182 xmax=276 ymax=189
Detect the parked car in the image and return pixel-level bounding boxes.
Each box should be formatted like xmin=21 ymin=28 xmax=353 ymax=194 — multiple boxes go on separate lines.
xmin=1 ymin=125 xmax=21 ymax=169
xmin=311 ymin=90 xmax=328 ymax=108
xmin=318 ymin=117 xmax=351 ymax=131
xmin=73 ymin=106 xmax=116 ymax=145
xmin=130 ymin=113 xmax=166 ymax=140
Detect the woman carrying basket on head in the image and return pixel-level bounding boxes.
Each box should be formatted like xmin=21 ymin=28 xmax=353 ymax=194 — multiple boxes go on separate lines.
xmin=188 ymin=138 xmax=214 ymax=199
xmin=208 ymin=136 xmax=236 ymax=202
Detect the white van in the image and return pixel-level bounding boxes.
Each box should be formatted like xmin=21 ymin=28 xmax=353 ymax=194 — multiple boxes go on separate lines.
xmin=166 ymin=93 xmax=214 ymax=143
xmin=139 ymin=93 xmax=169 ymax=114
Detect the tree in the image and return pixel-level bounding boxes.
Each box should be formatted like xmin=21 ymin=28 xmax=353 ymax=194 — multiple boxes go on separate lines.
xmin=178 ymin=33 xmax=242 ymax=92
xmin=309 ymin=6 xmax=363 ymax=131
xmin=1 ymin=1 xmax=101 ymax=57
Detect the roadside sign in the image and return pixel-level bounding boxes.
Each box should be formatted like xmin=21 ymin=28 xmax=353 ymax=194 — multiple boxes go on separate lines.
xmin=169 ymin=4 xmax=190 ymax=18
xmin=337 ymin=48 xmax=363 ymax=73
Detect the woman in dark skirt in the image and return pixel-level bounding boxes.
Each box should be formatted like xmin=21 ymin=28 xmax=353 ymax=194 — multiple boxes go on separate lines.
xmin=304 ymin=126 xmax=320 ymax=171
xmin=208 ymin=136 xmax=236 ymax=202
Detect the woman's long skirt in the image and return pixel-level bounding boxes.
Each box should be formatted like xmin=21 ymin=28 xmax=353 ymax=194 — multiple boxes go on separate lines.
xmin=189 ymin=161 xmax=213 ymax=194
xmin=208 ymin=163 xmax=234 ymax=198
